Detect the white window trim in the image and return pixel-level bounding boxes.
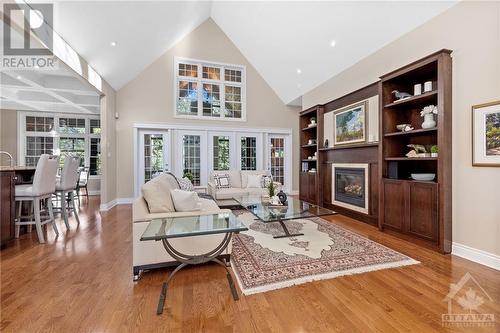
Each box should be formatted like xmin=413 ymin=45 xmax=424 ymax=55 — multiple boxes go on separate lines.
xmin=18 ymin=111 xmax=101 ymax=179
xmin=173 ymin=56 xmax=247 ymax=122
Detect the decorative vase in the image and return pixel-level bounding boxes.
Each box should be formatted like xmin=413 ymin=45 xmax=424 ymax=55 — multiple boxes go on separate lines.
xmin=277 ymin=190 xmax=287 ymax=204
xmin=421 ymin=113 xmax=436 ymax=129
xmin=431 ymin=152 xmax=438 ymax=157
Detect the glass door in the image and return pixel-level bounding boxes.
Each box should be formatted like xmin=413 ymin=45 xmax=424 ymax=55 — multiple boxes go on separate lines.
xmin=209 ymin=132 xmax=235 ymax=172
xmin=138 ymin=130 xmax=171 ymax=186
xmin=237 ymin=133 xmax=262 ymax=170
xmin=268 ymin=135 xmax=289 ymax=191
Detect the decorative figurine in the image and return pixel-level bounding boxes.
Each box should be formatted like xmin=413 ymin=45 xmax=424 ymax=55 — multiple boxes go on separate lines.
xmin=277 ymin=190 xmax=287 ymax=204
xmin=324 ymin=139 xmax=329 ymax=148
xmin=392 ymin=90 xmax=412 ymax=101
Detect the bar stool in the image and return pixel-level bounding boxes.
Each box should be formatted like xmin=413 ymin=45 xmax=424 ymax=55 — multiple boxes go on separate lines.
xmin=55 ymin=156 xmax=81 ymax=227
xmin=15 ymin=154 xmax=59 ymax=243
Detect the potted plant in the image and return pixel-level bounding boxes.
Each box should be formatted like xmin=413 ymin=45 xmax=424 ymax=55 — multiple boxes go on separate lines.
xmin=431 ymin=145 xmax=438 ymax=157
xmin=183 ymin=169 xmax=194 ymax=182
xmin=267 ymin=179 xmax=276 ymax=198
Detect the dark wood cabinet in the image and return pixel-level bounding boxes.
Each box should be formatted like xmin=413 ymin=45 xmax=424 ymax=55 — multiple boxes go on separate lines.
xmin=381 ymin=179 xmax=438 ymax=242
xmin=381 ymin=179 xmax=405 ymax=231
xmin=0 ymin=171 xmax=16 ymax=249
xmin=299 ymin=172 xmax=317 ymax=204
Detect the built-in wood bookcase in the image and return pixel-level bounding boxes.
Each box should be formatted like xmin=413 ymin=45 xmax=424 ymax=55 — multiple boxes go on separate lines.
xmin=379 ymin=49 xmax=452 ymax=253
xmin=299 ymin=105 xmax=323 ymax=204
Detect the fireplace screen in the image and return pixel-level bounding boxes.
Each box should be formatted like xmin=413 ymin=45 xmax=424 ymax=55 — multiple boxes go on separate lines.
xmin=335 ymin=167 xmax=366 ymax=208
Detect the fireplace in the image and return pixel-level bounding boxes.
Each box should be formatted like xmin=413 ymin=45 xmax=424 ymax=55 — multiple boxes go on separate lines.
xmin=331 ymin=163 xmax=369 ymax=214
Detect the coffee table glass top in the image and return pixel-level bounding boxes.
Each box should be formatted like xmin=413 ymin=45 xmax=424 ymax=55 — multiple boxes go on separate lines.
xmin=233 ymin=195 xmax=336 ymax=222
xmin=140 ymin=213 xmax=248 ymax=241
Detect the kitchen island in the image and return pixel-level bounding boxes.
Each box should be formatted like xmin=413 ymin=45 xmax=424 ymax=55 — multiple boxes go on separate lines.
xmin=0 ymin=166 xmax=36 ymax=248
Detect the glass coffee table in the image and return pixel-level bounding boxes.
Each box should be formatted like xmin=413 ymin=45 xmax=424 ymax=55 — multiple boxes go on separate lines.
xmin=140 ymin=213 xmax=248 ymax=315
xmin=234 ymin=195 xmax=336 ymax=239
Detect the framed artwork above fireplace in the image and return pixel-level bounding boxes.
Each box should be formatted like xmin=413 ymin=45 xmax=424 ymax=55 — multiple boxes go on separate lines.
xmin=331 ymin=163 xmax=369 ymax=214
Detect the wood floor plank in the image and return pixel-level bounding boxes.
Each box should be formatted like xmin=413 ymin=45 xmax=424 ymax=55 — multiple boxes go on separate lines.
xmin=1 ymin=196 xmax=499 ymax=332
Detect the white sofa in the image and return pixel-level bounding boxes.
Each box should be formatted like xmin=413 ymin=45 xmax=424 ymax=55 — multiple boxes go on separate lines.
xmin=132 ymin=173 xmax=231 ymax=280
xmin=207 ymin=170 xmax=281 ymax=200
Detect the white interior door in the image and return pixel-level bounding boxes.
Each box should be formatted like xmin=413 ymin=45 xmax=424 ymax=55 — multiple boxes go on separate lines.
xmin=267 ymin=134 xmax=291 ymax=193
xmin=138 ymin=130 xmax=171 ymax=188
xmin=176 ymin=130 xmax=208 ymax=186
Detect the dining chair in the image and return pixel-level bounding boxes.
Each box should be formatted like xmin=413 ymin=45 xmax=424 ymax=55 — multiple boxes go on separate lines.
xmin=55 ymin=156 xmax=81 ymax=228
xmin=76 ymin=167 xmax=90 ymax=206
xmin=15 ymin=154 xmax=59 ymax=243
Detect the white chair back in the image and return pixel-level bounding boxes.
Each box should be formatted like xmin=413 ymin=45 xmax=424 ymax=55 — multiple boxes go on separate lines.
xmin=60 ymin=156 xmax=81 ymax=191
xmin=32 ymin=154 xmax=59 ymax=196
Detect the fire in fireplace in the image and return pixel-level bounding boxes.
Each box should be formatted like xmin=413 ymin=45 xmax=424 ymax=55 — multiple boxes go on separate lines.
xmin=332 ymin=164 xmax=369 ymax=214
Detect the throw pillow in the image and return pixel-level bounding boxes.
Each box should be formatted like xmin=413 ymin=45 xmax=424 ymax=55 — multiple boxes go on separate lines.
xmin=261 ymin=175 xmax=273 ymax=188
xmin=246 ymin=174 xmax=262 ymax=188
xmin=177 ymin=177 xmax=194 ymax=191
xmin=214 ymin=173 xmax=231 ymax=189
xmin=170 ymin=189 xmax=201 ymax=212
xmin=141 ymin=173 xmax=178 ymax=213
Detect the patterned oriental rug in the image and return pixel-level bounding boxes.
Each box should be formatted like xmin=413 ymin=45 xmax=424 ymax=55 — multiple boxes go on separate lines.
xmin=230 ymin=211 xmax=419 ymax=295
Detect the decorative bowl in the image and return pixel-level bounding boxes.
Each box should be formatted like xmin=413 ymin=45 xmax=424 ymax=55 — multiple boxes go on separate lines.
xmin=396 ymin=124 xmax=412 ymax=131
xmin=411 ymin=173 xmax=436 ymax=181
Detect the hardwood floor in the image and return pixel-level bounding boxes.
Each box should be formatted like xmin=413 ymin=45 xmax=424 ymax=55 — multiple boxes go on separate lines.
xmin=1 ymin=196 xmax=499 ymax=332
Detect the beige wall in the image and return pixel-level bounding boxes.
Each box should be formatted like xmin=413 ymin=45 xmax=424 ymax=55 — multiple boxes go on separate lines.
xmin=116 ymin=18 xmax=300 ymax=198
xmin=0 ymin=109 xmax=17 ymax=166
xmin=303 ymin=1 xmax=500 ymax=255
xmin=100 ymin=81 xmax=117 ymax=205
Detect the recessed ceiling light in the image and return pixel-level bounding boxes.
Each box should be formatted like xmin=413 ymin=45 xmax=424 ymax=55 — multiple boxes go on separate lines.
xmin=330 ymin=40 xmax=336 ymax=47
xmin=110 ymin=41 xmax=117 ymax=47
xmin=16 ymin=75 xmax=22 ymax=80
xmin=296 ymin=69 xmax=302 ymax=74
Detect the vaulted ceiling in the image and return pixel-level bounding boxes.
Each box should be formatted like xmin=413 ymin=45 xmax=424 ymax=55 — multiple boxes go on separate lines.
xmin=31 ymin=1 xmax=457 ymax=105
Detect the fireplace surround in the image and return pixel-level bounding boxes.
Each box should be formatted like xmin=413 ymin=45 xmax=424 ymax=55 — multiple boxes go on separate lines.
xmin=331 ymin=163 xmax=369 ymax=214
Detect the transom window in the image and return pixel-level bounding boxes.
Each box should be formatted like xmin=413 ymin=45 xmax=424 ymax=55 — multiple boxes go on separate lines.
xmin=175 ymin=57 xmax=246 ymax=121
xmin=20 ymin=113 xmax=101 ymax=176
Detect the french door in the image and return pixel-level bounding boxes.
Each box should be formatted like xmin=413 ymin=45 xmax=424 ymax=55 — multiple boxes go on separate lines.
xmin=237 ymin=133 xmax=263 ymax=170
xmin=267 ymin=134 xmax=290 ymax=192
xmin=138 ymin=130 xmax=171 ymax=187
xmin=209 ymin=132 xmax=235 ymax=172
xmin=176 ymin=130 xmax=207 ymax=186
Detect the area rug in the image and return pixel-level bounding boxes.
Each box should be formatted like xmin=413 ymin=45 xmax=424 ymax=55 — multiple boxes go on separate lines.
xmin=230 ymin=211 xmax=419 ymax=295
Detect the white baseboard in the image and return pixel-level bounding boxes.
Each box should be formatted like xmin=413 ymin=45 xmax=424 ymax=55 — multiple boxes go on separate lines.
xmin=99 ymin=197 xmax=134 ymax=212
xmin=452 ymin=242 xmax=500 ymax=271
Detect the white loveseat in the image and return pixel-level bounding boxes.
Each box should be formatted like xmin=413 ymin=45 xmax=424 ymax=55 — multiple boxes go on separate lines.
xmin=207 ymin=170 xmax=281 ymax=200
xmin=132 ymin=173 xmax=231 ymax=280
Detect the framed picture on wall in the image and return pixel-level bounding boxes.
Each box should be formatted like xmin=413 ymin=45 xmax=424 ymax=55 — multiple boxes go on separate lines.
xmin=472 ymin=100 xmax=500 ymax=167
xmin=333 ymin=101 xmax=367 ymax=146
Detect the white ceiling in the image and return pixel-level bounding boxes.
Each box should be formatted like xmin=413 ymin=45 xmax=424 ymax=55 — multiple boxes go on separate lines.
xmin=0 ymin=24 xmax=101 ymax=114
xmin=33 ymin=1 xmax=457 ymax=105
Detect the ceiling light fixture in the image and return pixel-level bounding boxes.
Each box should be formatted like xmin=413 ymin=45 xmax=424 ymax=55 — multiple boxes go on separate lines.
xmin=16 ymin=75 xmax=22 ymax=80
xmin=330 ymin=40 xmax=336 ymax=47
xmin=296 ymin=69 xmax=302 ymax=74
xmin=110 ymin=41 xmax=117 ymax=47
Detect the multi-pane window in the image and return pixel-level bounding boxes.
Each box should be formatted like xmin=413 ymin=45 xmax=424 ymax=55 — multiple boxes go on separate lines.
xmin=240 ymin=137 xmax=257 ymax=170
xmin=225 ymin=86 xmax=242 ymax=118
xmin=25 ymin=137 xmax=54 ymax=166
xmin=90 ymin=138 xmax=101 ymax=176
xmin=59 ymin=137 xmax=85 ymax=168
xmin=182 ymin=135 xmax=201 ymax=186
xmin=59 ymin=118 xmax=85 ymax=134
xmin=177 ymin=81 xmax=198 ymax=115
xmin=213 ymin=136 xmax=230 ymax=171
xmin=175 ymin=58 xmax=245 ymax=120
xmin=21 ymin=113 xmax=101 ymax=176
xmin=90 ymin=119 xmax=101 ymax=134
xmin=202 ymin=84 xmax=221 ymax=117
xmin=143 ymin=134 xmax=164 ymax=182
xmin=270 ymin=138 xmax=285 ymax=186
